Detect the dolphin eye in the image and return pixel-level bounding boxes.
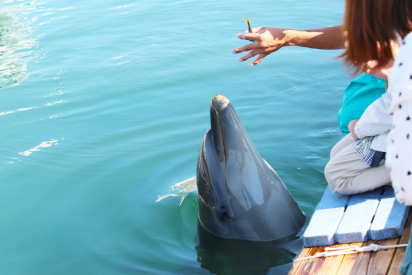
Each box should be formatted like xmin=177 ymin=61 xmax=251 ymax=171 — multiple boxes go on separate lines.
xmin=217 ymin=204 xmax=229 ymax=221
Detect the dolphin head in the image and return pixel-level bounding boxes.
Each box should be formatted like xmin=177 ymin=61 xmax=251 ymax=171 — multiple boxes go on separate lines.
xmin=196 ymin=95 xmax=305 ymax=241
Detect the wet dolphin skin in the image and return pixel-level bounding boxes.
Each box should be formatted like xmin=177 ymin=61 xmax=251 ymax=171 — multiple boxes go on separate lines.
xmin=197 ymin=95 xmax=306 ymax=241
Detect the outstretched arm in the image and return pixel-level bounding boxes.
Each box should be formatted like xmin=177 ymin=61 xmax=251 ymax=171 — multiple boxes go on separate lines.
xmin=232 ymin=25 xmax=345 ymax=66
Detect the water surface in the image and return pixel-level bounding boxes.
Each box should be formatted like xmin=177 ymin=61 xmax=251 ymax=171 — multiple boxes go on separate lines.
xmin=0 ymin=0 xmax=349 ymax=274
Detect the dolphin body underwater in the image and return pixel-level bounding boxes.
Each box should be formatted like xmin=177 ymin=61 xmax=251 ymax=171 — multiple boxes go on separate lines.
xmin=196 ymin=95 xmax=306 ymax=241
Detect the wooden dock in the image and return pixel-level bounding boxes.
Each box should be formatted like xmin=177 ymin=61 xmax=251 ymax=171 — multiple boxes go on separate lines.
xmin=289 ymin=210 xmax=411 ymax=275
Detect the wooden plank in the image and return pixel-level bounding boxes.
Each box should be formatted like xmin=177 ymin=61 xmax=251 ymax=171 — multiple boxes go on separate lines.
xmin=290 ymin=211 xmax=411 ymax=275
xmin=289 ymin=244 xmax=350 ymax=275
xmin=341 ymin=210 xmax=411 ymax=275
xmin=288 ymin=246 xmax=325 ymax=274
xmin=366 ymin=239 xmax=399 ymax=274
xmin=388 ymin=209 xmax=412 ymax=275
xmin=290 ymin=200 xmax=411 ymax=275
xmin=335 ymin=242 xmax=364 ymax=275
xmin=310 ymin=244 xmax=349 ymax=275
xmin=348 ymin=240 xmax=375 ymax=275
xmin=338 ymin=237 xmax=401 ymax=274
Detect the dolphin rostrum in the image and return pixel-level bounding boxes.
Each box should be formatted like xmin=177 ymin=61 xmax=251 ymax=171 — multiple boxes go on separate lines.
xmin=196 ymin=95 xmax=305 ymax=241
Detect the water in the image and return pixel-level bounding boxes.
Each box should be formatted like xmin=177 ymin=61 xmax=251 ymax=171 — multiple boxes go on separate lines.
xmin=0 ymin=0 xmax=349 ymax=274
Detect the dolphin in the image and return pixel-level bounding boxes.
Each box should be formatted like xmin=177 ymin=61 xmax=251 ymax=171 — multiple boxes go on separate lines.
xmin=196 ymin=95 xmax=305 ymax=241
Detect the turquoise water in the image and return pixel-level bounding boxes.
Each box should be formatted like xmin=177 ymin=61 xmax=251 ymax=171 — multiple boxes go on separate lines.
xmin=0 ymin=0 xmax=349 ymax=274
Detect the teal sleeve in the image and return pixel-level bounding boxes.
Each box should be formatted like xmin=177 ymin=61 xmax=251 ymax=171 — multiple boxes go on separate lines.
xmin=337 ymin=74 xmax=386 ymax=135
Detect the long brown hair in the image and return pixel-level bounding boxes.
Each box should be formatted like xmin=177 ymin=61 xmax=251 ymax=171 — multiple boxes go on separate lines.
xmin=342 ymin=0 xmax=412 ymax=71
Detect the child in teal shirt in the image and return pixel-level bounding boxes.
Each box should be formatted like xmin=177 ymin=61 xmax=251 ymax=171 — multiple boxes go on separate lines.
xmin=338 ymin=74 xmax=386 ymax=135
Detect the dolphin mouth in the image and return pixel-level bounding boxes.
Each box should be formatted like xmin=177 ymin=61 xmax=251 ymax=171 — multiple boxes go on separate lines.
xmin=209 ymin=95 xmax=229 ymax=162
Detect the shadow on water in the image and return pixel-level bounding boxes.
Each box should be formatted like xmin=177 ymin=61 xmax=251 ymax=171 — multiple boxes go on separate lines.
xmin=195 ymin=222 xmax=305 ymax=275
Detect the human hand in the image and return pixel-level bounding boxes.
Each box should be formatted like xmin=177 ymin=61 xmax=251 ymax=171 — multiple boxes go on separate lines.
xmin=348 ymin=120 xmax=360 ymax=140
xmin=232 ymin=27 xmax=289 ymax=66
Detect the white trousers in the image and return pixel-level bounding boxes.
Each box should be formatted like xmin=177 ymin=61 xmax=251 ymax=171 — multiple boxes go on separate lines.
xmin=324 ymin=134 xmax=391 ymax=195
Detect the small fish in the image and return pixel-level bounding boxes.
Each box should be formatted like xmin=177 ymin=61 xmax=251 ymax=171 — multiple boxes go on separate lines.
xmin=243 ymin=16 xmax=252 ymax=33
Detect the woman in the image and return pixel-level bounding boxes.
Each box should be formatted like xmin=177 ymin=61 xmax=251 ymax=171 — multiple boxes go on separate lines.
xmin=339 ymin=0 xmax=412 ymax=200
xmin=341 ymin=0 xmax=412 ymax=273
xmin=324 ymin=0 xmax=412 ymax=196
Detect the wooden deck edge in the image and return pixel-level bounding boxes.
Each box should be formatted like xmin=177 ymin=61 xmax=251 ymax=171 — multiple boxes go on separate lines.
xmin=388 ymin=211 xmax=412 ymax=275
xmin=289 ymin=209 xmax=411 ymax=275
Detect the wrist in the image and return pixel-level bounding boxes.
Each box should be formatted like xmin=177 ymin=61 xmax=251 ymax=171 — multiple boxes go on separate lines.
xmin=353 ymin=125 xmax=364 ymax=140
xmin=283 ymin=29 xmax=300 ymax=47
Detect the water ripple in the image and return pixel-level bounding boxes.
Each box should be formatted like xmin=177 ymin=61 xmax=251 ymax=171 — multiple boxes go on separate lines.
xmin=18 ymin=139 xmax=58 ymax=157
xmin=0 ymin=0 xmax=43 ymax=88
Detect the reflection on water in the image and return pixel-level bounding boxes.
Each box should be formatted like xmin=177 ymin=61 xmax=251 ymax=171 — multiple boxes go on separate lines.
xmin=0 ymin=0 xmax=41 ymax=88
xmin=196 ymin=223 xmax=303 ymax=275
xmin=18 ymin=139 xmax=59 ymax=156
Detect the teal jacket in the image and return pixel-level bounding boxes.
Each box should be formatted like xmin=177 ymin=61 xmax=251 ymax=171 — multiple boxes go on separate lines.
xmin=338 ymin=74 xmax=386 ymax=135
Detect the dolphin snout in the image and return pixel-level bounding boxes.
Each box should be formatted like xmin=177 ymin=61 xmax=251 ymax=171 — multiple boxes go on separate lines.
xmin=212 ymin=95 xmax=230 ymax=112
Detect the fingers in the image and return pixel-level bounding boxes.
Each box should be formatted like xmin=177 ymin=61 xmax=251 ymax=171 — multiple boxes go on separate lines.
xmin=232 ymin=43 xmax=257 ymax=54
xmin=237 ymin=51 xmax=268 ymax=66
xmin=236 ymin=27 xmax=265 ymax=41
xmin=238 ymin=52 xmax=255 ymax=62
xmin=232 ymin=28 xmax=266 ymax=54
xmin=232 ymin=27 xmax=274 ymax=66
xmin=234 ymin=46 xmax=275 ymax=65
xmin=251 ymin=54 xmax=267 ymax=66
xmin=236 ymin=32 xmax=261 ymax=41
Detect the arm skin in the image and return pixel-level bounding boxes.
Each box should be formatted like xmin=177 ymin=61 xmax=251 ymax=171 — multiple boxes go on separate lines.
xmin=232 ymin=25 xmax=345 ymax=66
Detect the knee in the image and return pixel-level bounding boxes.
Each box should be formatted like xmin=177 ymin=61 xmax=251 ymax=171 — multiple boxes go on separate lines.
xmin=324 ymin=160 xmax=339 ymax=192
xmin=324 ymin=161 xmax=354 ymax=195
xmin=329 ymin=135 xmax=353 ymax=159
xmin=329 ymin=144 xmax=341 ymax=159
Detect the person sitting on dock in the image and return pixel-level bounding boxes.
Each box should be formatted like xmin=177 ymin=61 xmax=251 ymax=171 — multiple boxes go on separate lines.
xmin=334 ymin=0 xmax=412 ymax=273
xmin=325 ymin=0 xmax=412 ymax=197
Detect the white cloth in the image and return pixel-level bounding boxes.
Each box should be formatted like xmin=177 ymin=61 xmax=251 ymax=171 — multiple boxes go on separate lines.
xmin=386 ymin=32 xmax=412 ymax=206
xmin=349 ymin=32 xmax=412 ymax=205
xmin=353 ymin=92 xmax=392 ymax=152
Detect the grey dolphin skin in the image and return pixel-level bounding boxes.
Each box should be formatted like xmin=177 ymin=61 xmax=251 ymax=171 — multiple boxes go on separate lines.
xmin=196 ymin=95 xmax=306 ymax=241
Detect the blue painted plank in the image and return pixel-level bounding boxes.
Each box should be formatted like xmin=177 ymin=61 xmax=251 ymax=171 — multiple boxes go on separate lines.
xmin=315 ymin=186 xmax=350 ymax=210
xmin=369 ymin=187 xmax=411 ymax=240
xmin=303 ymin=187 xmax=349 ymax=247
xmin=303 ymin=208 xmax=345 ymax=246
xmin=303 ymin=186 xmax=409 ymax=247
xmin=335 ymin=188 xmax=383 ymax=244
